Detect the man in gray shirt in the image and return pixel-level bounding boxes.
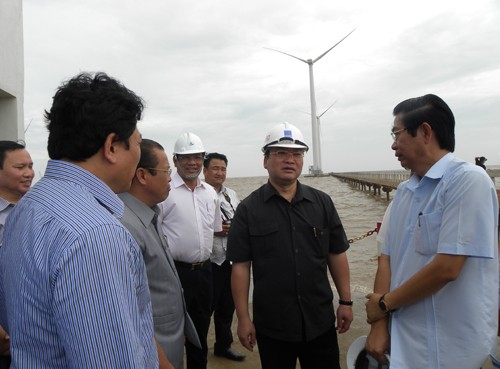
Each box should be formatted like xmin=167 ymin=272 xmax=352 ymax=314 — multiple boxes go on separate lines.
xmin=119 ymin=139 xmax=200 ymax=369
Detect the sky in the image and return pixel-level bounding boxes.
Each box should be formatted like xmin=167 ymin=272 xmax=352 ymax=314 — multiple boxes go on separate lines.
xmin=22 ymin=0 xmax=500 ymax=178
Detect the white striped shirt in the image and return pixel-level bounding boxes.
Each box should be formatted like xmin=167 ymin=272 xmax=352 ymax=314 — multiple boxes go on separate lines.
xmin=0 ymin=160 xmax=157 ymax=369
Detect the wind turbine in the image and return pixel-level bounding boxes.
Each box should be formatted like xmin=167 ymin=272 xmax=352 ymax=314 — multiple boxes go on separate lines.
xmin=265 ymin=29 xmax=355 ymax=175
xmin=315 ymin=100 xmax=337 ymax=171
xmin=300 ymin=100 xmax=337 ymax=172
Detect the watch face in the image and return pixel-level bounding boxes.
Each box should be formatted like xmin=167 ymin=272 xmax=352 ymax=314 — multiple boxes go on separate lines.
xmin=379 ymin=298 xmax=388 ymax=313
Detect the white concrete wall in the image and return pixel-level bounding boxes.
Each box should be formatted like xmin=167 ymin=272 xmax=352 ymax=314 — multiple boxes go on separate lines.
xmin=0 ymin=0 xmax=24 ymax=141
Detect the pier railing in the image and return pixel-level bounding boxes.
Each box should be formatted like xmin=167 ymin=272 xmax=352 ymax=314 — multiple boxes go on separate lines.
xmin=332 ymin=168 xmax=500 ymax=201
xmin=332 ymin=170 xmax=409 ymax=200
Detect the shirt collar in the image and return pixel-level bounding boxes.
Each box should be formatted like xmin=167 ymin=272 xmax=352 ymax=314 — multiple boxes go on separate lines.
xmin=219 ymin=184 xmax=227 ymax=194
xmin=171 ymin=171 xmax=205 ymax=189
xmin=407 ymin=152 xmax=454 ymax=190
xmin=263 ymin=180 xmax=310 ymax=203
xmin=44 ymin=160 xmax=124 ymax=218
xmin=119 ymin=192 xmax=156 ymax=228
xmin=424 ymin=152 xmax=454 ymax=179
xmin=0 ymin=197 xmax=13 ymax=212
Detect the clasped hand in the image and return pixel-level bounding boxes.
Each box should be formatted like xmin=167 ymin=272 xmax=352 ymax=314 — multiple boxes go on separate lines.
xmin=365 ymin=293 xmax=386 ymax=324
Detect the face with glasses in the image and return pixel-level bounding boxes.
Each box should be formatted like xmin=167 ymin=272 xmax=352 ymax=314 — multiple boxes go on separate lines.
xmin=391 ymin=115 xmax=421 ymax=171
xmin=144 ymin=148 xmax=172 ymax=203
xmin=264 ymin=147 xmax=305 ymax=186
xmin=174 ymin=152 xmax=204 ymax=181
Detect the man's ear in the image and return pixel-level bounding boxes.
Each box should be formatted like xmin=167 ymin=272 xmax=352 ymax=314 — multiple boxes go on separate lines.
xmin=420 ymin=122 xmax=433 ymax=143
xmin=103 ymin=133 xmax=119 ymax=164
xmin=136 ymin=167 xmax=148 ymax=185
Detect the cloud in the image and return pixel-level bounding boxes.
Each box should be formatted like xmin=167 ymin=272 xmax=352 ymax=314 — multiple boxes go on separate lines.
xmin=22 ymin=0 xmax=500 ymax=177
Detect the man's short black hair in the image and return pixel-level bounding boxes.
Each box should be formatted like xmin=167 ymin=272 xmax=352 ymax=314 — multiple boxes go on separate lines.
xmin=203 ymin=152 xmax=228 ymax=168
xmin=393 ymin=94 xmax=455 ymax=152
xmin=44 ymin=72 xmax=144 ymax=161
xmin=138 ymin=139 xmax=164 ymax=176
xmin=0 ymin=140 xmax=26 ymax=169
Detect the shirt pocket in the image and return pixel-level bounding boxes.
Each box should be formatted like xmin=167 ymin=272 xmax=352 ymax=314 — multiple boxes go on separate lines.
xmin=414 ymin=211 xmax=442 ymax=255
xmin=312 ymin=226 xmax=330 ymax=257
xmin=249 ymin=222 xmax=280 ymax=260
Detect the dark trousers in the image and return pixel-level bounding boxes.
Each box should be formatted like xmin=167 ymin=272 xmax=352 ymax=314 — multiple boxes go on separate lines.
xmin=175 ymin=261 xmax=213 ymax=369
xmin=0 ymin=356 xmax=10 ymax=369
xmin=256 ymin=325 xmax=340 ymax=369
xmin=211 ymin=261 xmax=235 ymax=352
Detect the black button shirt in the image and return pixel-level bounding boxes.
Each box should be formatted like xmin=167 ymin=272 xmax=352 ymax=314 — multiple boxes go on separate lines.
xmin=227 ymin=181 xmax=349 ymax=342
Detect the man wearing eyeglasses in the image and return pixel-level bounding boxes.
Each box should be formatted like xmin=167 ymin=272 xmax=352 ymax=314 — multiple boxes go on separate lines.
xmin=203 ymin=152 xmax=245 ymax=362
xmin=119 ymin=139 xmax=201 ymax=369
xmin=158 ymin=132 xmax=222 ymax=369
xmin=227 ymin=122 xmax=352 ymax=369
xmin=365 ymin=95 xmax=498 ymax=369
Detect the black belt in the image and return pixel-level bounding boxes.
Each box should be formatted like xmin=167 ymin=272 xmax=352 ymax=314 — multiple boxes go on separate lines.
xmin=174 ymin=260 xmax=209 ymax=270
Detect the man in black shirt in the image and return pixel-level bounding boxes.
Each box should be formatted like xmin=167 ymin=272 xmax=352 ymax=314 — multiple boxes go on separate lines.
xmin=227 ymin=122 xmax=353 ymax=369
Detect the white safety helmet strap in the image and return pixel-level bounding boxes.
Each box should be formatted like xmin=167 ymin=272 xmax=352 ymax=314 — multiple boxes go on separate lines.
xmin=264 ymin=136 xmax=309 ymax=152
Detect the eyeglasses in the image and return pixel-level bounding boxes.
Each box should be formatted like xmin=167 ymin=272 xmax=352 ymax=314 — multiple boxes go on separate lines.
xmin=146 ymin=167 xmax=172 ymax=175
xmin=270 ymin=150 xmax=305 ymax=160
xmin=390 ymin=127 xmax=407 ymax=141
xmin=176 ymin=154 xmax=204 ymax=163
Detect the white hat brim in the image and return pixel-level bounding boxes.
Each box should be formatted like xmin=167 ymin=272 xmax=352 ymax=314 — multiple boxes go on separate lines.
xmin=347 ymin=336 xmax=367 ymax=369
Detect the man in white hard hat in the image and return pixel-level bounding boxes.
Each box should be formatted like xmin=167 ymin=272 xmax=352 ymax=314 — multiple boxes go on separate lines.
xmin=227 ymin=122 xmax=353 ymax=369
xmin=158 ymin=132 xmax=222 ymax=369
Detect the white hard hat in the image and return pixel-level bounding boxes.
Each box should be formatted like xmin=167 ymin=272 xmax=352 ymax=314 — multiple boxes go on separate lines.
xmin=347 ymin=336 xmax=390 ymax=369
xmin=173 ymin=132 xmax=205 ymax=155
xmin=262 ymin=122 xmax=309 ymax=153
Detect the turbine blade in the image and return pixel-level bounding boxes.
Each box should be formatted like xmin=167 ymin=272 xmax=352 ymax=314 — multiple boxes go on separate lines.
xmin=263 ymin=47 xmax=308 ymax=63
xmin=24 ymin=118 xmax=34 ymax=134
xmin=313 ymin=28 xmax=356 ymax=63
xmin=318 ymin=100 xmax=338 ymax=118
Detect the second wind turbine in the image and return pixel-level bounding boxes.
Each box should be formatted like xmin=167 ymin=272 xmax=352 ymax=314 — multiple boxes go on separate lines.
xmin=265 ymin=29 xmax=355 ymax=175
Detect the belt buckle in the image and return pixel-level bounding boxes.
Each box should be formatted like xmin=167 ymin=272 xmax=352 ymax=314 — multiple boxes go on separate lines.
xmin=191 ymin=260 xmax=205 ymax=270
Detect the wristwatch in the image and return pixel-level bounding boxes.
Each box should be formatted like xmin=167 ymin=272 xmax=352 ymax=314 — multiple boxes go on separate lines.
xmin=378 ymin=294 xmax=396 ymax=314
xmin=339 ymin=299 xmax=353 ymax=306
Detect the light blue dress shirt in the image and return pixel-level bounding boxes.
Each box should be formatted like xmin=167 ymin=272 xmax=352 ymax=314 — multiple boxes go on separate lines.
xmin=382 ymin=153 xmax=499 ymax=369
xmin=0 ymin=160 xmax=157 ymax=369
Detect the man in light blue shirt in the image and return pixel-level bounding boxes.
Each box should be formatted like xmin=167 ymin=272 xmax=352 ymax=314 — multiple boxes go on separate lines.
xmin=0 ymin=73 xmax=158 ymax=368
xmin=365 ymin=94 xmax=498 ymax=369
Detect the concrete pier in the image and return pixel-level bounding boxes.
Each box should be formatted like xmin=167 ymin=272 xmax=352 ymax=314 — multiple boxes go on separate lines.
xmin=332 ymin=170 xmax=410 ymax=200
xmin=332 ymin=168 xmax=500 ymax=201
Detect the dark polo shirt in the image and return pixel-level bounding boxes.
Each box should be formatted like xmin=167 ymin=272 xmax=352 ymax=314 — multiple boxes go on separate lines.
xmin=227 ymin=180 xmax=349 ymax=342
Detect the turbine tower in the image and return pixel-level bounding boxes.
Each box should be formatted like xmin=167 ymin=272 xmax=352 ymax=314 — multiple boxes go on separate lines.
xmin=314 ymin=100 xmax=337 ymax=171
xmin=265 ymin=29 xmax=355 ymax=175
xmin=301 ymin=100 xmax=337 ymax=172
